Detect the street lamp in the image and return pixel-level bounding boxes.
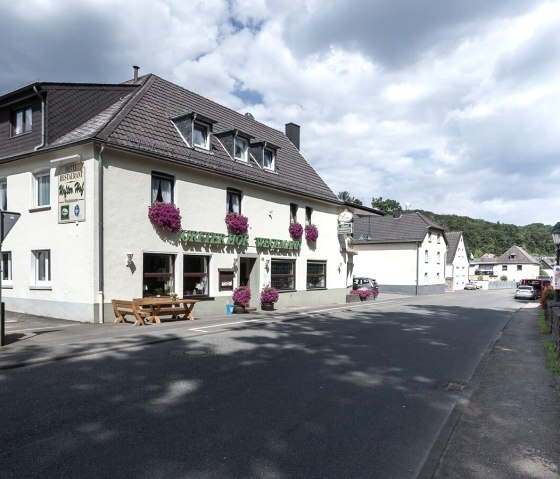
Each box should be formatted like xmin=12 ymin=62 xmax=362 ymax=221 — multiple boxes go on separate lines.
xmin=552 ymin=223 xmax=560 ymax=302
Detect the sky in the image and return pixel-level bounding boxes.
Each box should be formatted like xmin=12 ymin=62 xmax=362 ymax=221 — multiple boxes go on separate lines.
xmin=2 ymin=0 xmax=559 ymax=226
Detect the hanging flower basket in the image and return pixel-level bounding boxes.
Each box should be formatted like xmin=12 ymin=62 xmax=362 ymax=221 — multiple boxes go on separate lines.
xmin=148 ymin=202 xmax=182 ymax=233
xmin=225 ymin=212 xmax=249 ymax=235
xmin=305 ymin=224 xmax=319 ymax=242
xmin=289 ymin=222 xmax=303 ymax=240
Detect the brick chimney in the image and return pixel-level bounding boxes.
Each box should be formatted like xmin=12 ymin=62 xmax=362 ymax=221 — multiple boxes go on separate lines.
xmin=285 ymin=122 xmax=300 ymax=150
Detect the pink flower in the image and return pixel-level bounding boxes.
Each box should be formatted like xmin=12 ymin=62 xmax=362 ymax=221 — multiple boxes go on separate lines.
xmin=305 ymin=224 xmax=319 ymax=242
xmin=260 ymin=286 xmax=279 ymax=303
xmin=148 ymin=202 xmax=182 ymax=232
xmin=232 ymin=286 xmax=251 ymax=304
xmin=225 ymin=212 xmax=249 ymax=234
xmin=289 ymin=222 xmax=303 ymax=239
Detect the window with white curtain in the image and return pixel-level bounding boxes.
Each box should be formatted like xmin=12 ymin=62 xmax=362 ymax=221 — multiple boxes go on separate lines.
xmin=151 ymin=172 xmax=174 ymax=203
xmin=193 ymin=122 xmax=209 ymax=149
xmin=263 ymin=148 xmax=275 ymax=170
xmin=2 ymin=252 xmax=12 ymax=283
xmin=12 ymin=106 xmax=32 ymax=135
xmin=33 ymin=172 xmax=50 ymax=208
xmin=32 ymin=250 xmax=51 ymax=286
xmin=234 ymin=137 xmax=248 ymax=161
xmin=227 ymin=188 xmax=241 ymax=214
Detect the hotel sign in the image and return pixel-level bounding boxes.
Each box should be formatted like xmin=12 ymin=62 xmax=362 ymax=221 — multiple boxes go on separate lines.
xmin=180 ymin=230 xmax=301 ymax=250
xmin=58 ymin=162 xmax=85 ymax=223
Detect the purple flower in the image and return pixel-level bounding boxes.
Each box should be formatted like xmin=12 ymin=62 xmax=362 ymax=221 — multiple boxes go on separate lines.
xmin=232 ymin=285 xmax=251 ymax=304
xmin=289 ymin=222 xmax=303 ymax=239
xmin=305 ymin=224 xmax=319 ymax=242
xmin=260 ymin=286 xmax=279 ymax=304
xmin=148 ymin=202 xmax=182 ymax=233
xmin=225 ymin=212 xmax=249 ymax=234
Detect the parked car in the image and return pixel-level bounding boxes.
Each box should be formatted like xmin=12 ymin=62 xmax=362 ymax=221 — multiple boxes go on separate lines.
xmin=464 ymin=282 xmax=479 ymax=290
xmin=514 ymin=285 xmax=538 ymax=300
xmin=353 ymin=277 xmax=379 ymax=293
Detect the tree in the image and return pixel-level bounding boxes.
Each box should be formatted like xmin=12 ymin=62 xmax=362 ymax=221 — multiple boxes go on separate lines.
xmin=338 ymin=191 xmax=363 ymax=206
xmin=371 ymin=197 xmax=402 ymax=214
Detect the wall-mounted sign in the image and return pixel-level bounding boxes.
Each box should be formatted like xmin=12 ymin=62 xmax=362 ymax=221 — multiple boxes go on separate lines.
xmin=338 ymin=222 xmax=353 ymax=234
xmin=338 ymin=210 xmax=354 ymax=223
xmin=179 ymin=230 xmax=300 ymax=250
xmin=58 ymin=162 xmax=85 ymax=223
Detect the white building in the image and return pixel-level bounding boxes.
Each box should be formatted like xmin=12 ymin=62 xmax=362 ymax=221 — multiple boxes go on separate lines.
xmin=352 ymin=212 xmax=448 ymax=295
xmin=445 ymin=231 xmax=469 ymax=291
xmin=0 ymin=72 xmax=352 ymax=322
xmin=469 ymin=245 xmax=540 ymax=283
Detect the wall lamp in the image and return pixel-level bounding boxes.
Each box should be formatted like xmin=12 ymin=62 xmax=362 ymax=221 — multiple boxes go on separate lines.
xmin=126 ymin=252 xmax=134 ymax=267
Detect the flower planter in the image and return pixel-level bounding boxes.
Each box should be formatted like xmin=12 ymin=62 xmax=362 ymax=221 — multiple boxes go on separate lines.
xmin=261 ymin=302 xmax=275 ymax=311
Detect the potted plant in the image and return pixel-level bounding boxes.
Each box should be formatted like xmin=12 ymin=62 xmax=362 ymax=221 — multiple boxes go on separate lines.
xmin=305 ymin=224 xmax=319 ymax=242
xmin=350 ymin=289 xmax=372 ymax=301
xmin=289 ymin=222 xmax=303 ymax=240
xmin=232 ymin=285 xmax=251 ymax=313
xmin=148 ymin=202 xmax=182 ymax=233
xmin=260 ymin=286 xmax=279 ymax=311
xmin=225 ymin=212 xmax=249 ymax=235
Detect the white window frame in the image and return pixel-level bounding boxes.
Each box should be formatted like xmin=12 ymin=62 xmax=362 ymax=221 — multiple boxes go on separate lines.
xmin=32 ymin=171 xmax=51 ymax=209
xmin=193 ymin=122 xmax=209 ymax=150
xmin=1 ymin=251 xmax=12 ymax=286
xmin=31 ymin=249 xmax=51 ymax=288
xmin=12 ymin=106 xmax=32 ymax=136
xmin=425 ymin=250 xmax=429 ymax=263
xmin=0 ymin=178 xmax=6 ymax=211
xmin=437 ymin=251 xmax=441 ymax=264
xmin=234 ymin=136 xmax=248 ymax=162
xmin=263 ymin=148 xmax=275 ymax=171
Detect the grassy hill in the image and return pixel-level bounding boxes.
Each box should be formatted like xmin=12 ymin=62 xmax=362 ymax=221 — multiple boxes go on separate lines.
xmin=412 ymin=210 xmax=556 ymax=258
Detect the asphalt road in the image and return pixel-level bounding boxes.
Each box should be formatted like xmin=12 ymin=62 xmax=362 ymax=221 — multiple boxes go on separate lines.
xmin=1 ymin=290 xmax=519 ymax=478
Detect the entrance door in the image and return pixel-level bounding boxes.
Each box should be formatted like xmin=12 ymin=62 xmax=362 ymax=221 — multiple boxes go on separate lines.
xmin=239 ymin=257 xmax=255 ymax=287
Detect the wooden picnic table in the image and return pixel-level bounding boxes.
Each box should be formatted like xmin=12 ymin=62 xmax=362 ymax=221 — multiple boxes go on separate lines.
xmin=133 ymin=297 xmax=199 ymax=325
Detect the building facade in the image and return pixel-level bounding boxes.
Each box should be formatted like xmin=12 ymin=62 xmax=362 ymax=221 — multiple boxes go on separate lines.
xmin=469 ymin=245 xmax=540 ymax=283
xmin=445 ymin=231 xmax=469 ymax=291
xmin=352 ymin=212 xmax=448 ymax=295
xmin=0 ymin=73 xmax=351 ymax=322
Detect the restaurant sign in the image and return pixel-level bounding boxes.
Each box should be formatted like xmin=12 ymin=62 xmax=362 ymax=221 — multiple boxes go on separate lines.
xmin=58 ymin=162 xmax=85 ymax=223
xmin=180 ymin=230 xmax=300 ymax=250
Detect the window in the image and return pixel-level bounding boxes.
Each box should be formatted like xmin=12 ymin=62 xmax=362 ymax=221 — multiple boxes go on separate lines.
xmin=12 ymin=106 xmax=32 ymax=136
xmin=263 ymin=148 xmax=275 ymax=170
xmin=33 ymin=172 xmax=50 ymax=207
xmin=425 ymin=250 xmax=429 ymax=263
xmin=32 ymin=250 xmax=51 ymax=286
xmin=143 ymin=253 xmax=174 ymax=297
xmin=307 ymin=261 xmax=326 ymax=289
xmin=184 ymin=255 xmax=209 ymax=297
xmin=151 ymin=172 xmax=174 ymax=203
xmin=271 ymin=260 xmax=295 ymax=290
xmin=437 ymin=251 xmax=441 ymax=264
xmin=0 ymin=179 xmax=6 ymax=210
xmin=305 ymin=207 xmax=313 ymax=226
xmin=290 ymin=203 xmax=298 ymax=224
xmin=428 ymin=232 xmax=432 ymax=242
xmin=193 ymin=122 xmax=209 ymax=149
xmin=424 ymin=272 xmax=428 ymax=284
xmin=2 ymin=252 xmax=11 ymax=283
xmin=219 ymin=269 xmax=234 ymax=292
xmin=227 ymin=188 xmax=242 ymax=214
xmin=437 ymin=234 xmax=441 ymax=244
xmin=517 ymin=265 xmax=522 ymax=271
xmin=234 ymin=136 xmax=248 ymax=161
xmin=502 ymin=265 xmax=507 ymax=271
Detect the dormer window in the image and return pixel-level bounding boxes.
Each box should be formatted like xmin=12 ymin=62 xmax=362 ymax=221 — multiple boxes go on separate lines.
xmin=12 ymin=106 xmax=32 ymax=136
xmin=234 ymin=136 xmax=248 ymax=161
xmin=263 ymin=148 xmax=275 ymax=170
xmin=193 ymin=122 xmax=209 ymax=149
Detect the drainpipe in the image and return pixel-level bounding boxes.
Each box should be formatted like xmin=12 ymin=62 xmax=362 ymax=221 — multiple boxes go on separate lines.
xmin=416 ymin=242 xmax=420 ymax=295
xmin=97 ymin=143 xmax=106 ymax=323
xmin=32 ymin=85 xmax=45 ymax=151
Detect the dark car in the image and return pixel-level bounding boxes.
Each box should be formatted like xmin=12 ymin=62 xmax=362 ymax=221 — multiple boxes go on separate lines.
xmin=353 ymin=277 xmax=379 ymax=293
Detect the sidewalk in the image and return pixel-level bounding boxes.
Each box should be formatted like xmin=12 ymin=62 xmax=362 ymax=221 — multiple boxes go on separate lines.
xmin=426 ymin=303 xmax=560 ymax=478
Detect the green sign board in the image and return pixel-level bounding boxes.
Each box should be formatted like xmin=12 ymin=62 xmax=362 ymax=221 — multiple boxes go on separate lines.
xmin=179 ymin=230 xmax=301 ymax=250
xmin=338 ymin=222 xmax=353 ymax=234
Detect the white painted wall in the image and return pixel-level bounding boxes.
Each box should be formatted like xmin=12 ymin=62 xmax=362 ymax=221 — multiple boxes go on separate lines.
xmin=445 ymin=235 xmax=469 ymax=290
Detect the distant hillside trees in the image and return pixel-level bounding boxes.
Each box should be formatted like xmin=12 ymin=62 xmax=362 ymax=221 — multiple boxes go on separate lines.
xmin=371 ymin=197 xmax=402 ymax=214
xmin=338 ymin=191 xmax=363 ymax=206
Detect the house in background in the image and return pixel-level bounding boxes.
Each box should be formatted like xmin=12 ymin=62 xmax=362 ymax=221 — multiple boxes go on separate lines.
xmin=0 ymin=71 xmax=351 ymax=322
xmin=352 ymin=212 xmax=448 ymax=295
xmin=445 ymin=231 xmax=469 ymax=291
xmin=469 ymin=245 xmax=540 ymax=283
xmin=539 ymin=257 xmax=555 ymax=278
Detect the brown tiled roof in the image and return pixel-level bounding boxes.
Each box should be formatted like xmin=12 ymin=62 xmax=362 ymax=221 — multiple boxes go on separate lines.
xmin=1 ymin=75 xmax=339 ymax=204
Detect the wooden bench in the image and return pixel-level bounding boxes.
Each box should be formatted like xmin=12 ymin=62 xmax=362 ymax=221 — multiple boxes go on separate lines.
xmin=134 ymin=297 xmax=199 ymax=324
xmin=111 ymin=299 xmax=150 ymax=327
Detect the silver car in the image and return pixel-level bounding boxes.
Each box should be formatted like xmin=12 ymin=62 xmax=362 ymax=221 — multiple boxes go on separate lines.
xmin=514 ymin=285 xmax=537 ymax=300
